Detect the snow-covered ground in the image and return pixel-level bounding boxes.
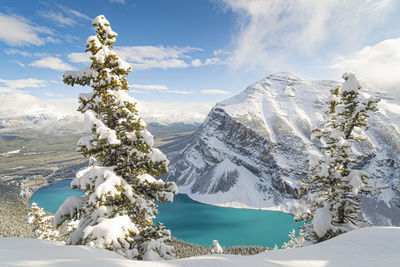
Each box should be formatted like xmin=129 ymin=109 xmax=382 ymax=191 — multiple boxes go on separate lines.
xmin=1 ymin=227 xmax=399 ymax=267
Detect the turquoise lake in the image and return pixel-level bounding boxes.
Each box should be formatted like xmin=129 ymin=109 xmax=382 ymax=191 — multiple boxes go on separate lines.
xmin=30 ymin=179 xmax=302 ymax=247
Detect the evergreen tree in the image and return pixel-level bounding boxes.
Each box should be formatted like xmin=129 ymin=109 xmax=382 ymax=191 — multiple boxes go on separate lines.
xmin=296 ymin=72 xmax=380 ymax=243
xmin=54 ymin=15 xmax=178 ymax=260
xmin=281 ymin=229 xmax=304 ymax=249
xmin=27 ymin=202 xmax=59 ymax=241
xmin=211 ymin=240 xmax=223 ymax=254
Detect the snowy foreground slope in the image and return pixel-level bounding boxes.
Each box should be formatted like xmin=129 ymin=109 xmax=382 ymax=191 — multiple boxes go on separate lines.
xmin=1 ymin=227 xmax=399 ymax=267
xmin=161 ymin=72 xmax=400 ymax=225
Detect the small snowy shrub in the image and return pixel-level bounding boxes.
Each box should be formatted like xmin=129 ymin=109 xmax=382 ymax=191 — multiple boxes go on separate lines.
xmin=54 ymin=15 xmax=178 ymax=260
xmin=296 ymin=73 xmax=381 ymax=243
xmin=211 ymin=240 xmax=223 ymax=254
xmin=281 ymin=229 xmax=304 ymax=249
xmin=26 ymin=202 xmax=59 ymax=241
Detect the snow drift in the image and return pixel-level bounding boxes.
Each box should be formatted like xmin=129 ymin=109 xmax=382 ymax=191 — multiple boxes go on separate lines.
xmin=0 ymin=227 xmax=399 ymax=266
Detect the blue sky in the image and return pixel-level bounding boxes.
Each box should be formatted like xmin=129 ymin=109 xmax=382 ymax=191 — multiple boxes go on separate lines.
xmin=0 ymin=0 xmax=399 ymax=123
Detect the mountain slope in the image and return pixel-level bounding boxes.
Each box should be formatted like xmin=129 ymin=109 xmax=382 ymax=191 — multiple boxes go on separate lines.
xmin=162 ymin=73 xmax=400 ymax=225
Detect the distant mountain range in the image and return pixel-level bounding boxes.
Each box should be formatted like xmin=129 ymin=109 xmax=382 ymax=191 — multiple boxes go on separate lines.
xmin=0 ymin=109 xmax=202 ymax=135
xmin=0 ymin=97 xmax=211 ymax=133
xmin=161 ymin=73 xmax=400 ymax=226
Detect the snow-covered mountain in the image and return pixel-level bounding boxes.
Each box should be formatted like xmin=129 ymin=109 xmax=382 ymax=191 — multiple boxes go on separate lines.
xmin=0 ymin=113 xmax=84 ymax=134
xmin=161 ymin=73 xmax=400 ymax=225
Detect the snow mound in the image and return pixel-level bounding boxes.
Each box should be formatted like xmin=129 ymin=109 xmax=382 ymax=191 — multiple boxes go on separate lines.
xmin=1 ymin=227 xmax=399 ymax=266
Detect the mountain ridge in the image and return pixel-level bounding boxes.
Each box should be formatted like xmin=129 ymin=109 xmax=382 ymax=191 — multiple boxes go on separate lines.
xmin=161 ymin=72 xmax=400 ymax=225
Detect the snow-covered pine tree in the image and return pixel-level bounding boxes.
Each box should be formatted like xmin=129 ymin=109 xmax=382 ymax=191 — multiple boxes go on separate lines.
xmin=296 ymin=72 xmax=380 ymax=243
xmin=54 ymin=15 xmax=178 ymax=260
xmin=211 ymin=240 xmax=223 ymax=254
xmin=27 ymin=202 xmax=59 ymax=241
xmin=281 ymin=229 xmax=304 ymax=249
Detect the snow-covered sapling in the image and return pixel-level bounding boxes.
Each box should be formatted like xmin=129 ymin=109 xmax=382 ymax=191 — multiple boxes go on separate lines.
xmin=296 ymin=72 xmax=380 ymax=243
xmin=281 ymin=229 xmax=304 ymax=249
xmin=211 ymin=240 xmax=223 ymax=254
xmin=54 ymin=15 xmax=178 ymax=260
xmin=26 ymin=202 xmax=59 ymax=241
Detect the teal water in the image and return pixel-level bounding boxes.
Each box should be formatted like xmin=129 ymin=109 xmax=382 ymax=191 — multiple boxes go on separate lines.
xmin=31 ymin=180 xmax=301 ymax=247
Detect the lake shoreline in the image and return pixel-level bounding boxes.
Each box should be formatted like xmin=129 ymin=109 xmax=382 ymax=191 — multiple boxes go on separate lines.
xmin=1 ymin=184 xmax=272 ymax=258
xmin=32 ymin=181 xmax=300 ymax=248
xmin=31 ymin=178 xmax=297 ymax=216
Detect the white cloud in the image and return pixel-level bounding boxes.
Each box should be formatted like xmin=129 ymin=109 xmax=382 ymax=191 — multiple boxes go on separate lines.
xmin=0 ymin=13 xmax=52 ymax=46
xmin=44 ymin=92 xmax=64 ymax=97
xmin=67 ymin=52 xmax=91 ymax=63
xmin=0 ymin=92 xmax=81 ymax=133
xmin=63 ymin=8 xmax=91 ymax=22
xmin=191 ymin=57 xmax=222 ymax=67
xmin=68 ymin=46 xmax=222 ymax=70
xmin=0 ymin=91 xmax=212 ymax=127
xmin=218 ymin=0 xmax=395 ymax=72
xmin=136 ymin=101 xmax=213 ymax=124
xmin=131 ymin=84 xmax=169 ymax=91
xmin=166 ymin=90 xmax=194 ymax=95
xmin=192 ymin=59 xmax=202 ymax=67
xmin=204 ymin=57 xmax=221 ymax=65
xmin=29 ymin=57 xmax=74 ymax=71
xmin=109 ymin=0 xmax=126 ymax=3
xmin=134 ymin=59 xmax=188 ymax=70
xmin=117 ymin=46 xmax=200 ymax=61
xmin=130 ymin=84 xmax=193 ymax=94
xmin=38 ymin=4 xmax=91 ymax=28
xmin=330 ymin=38 xmax=400 ymax=90
xmin=0 ymin=78 xmax=47 ymax=89
xmin=5 ymin=49 xmax=31 ymax=57
xmin=116 ymin=45 xmax=201 ymax=70
xmin=11 ymin=60 xmax=25 ymax=67
xmin=5 ymin=48 xmax=50 ymax=58
xmin=39 ymin=11 xmax=77 ymax=27
xmin=201 ymin=89 xmax=230 ymax=95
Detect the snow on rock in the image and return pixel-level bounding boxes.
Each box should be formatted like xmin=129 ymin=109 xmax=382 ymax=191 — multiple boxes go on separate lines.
xmin=1 ymin=227 xmax=400 ymax=266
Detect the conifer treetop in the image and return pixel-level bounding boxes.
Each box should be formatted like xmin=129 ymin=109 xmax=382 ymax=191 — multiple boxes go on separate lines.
xmin=342 ymin=72 xmax=361 ymax=92
xmin=63 ymin=14 xmax=131 ymax=87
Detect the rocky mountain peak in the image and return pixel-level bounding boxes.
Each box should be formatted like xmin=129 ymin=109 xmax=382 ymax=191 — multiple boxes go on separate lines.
xmin=161 ymin=73 xmax=400 ymax=226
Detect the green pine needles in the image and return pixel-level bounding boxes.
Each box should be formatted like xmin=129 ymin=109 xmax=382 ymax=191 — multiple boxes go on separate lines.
xmin=297 ymin=72 xmax=380 ymax=243
xmin=54 ymin=15 xmax=178 ymax=261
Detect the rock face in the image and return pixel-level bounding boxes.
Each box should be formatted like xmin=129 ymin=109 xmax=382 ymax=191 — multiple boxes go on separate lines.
xmin=161 ymin=73 xmax=400 ymax=225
